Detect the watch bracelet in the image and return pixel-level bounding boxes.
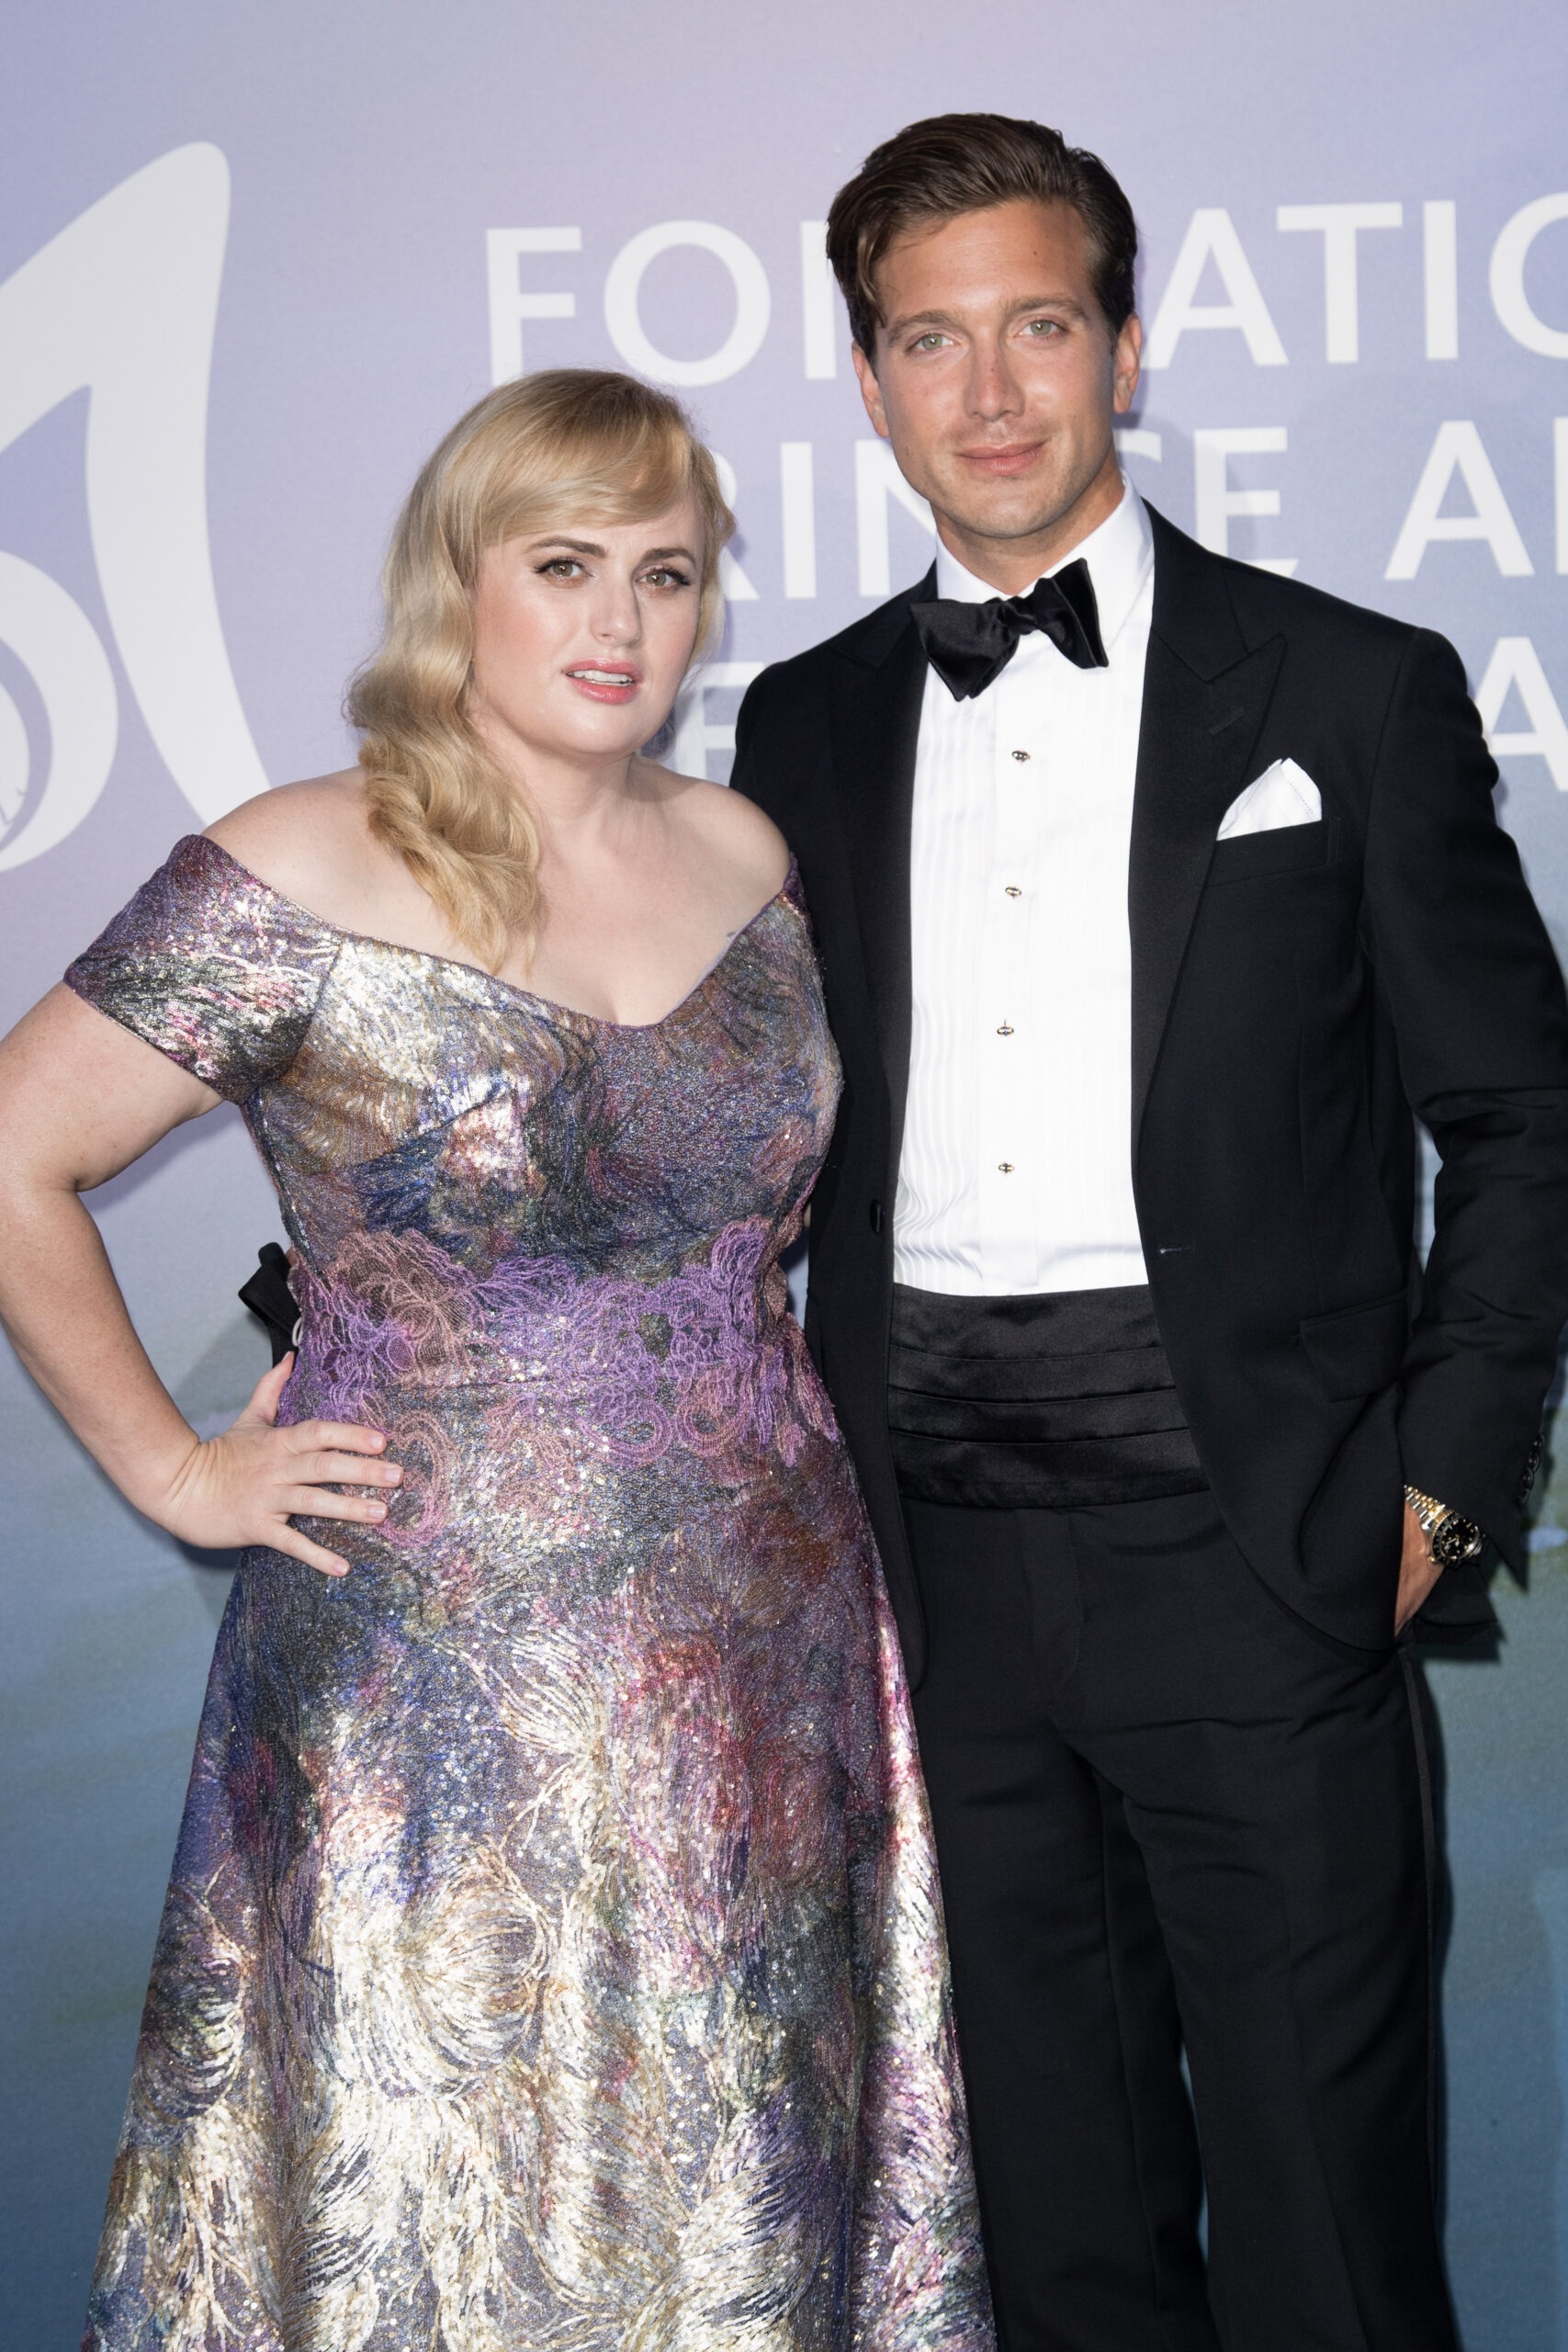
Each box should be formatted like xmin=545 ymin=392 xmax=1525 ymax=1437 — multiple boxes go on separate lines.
xmin=1404 ymin=1483 xmax=1484 ymax=1566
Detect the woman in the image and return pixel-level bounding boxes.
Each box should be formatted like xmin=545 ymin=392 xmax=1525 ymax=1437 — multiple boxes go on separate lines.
xmin=0 ymin=370 xmax=992 ymax=2351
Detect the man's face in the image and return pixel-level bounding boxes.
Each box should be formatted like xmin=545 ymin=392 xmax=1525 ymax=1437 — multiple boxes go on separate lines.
xmin=853 ymin=197 xmax=1142 ymax=587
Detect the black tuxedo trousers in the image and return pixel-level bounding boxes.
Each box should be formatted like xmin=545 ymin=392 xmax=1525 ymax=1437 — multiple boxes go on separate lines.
xmin=732 ymin=509 xmax=1568 ymax=2348
xmin=906 ymin=1487 xmax=1450 ymax=2352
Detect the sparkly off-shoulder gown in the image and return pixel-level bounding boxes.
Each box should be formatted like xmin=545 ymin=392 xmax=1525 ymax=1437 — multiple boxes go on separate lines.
xmin=66 ymin=837 xmax=992 ymax=2352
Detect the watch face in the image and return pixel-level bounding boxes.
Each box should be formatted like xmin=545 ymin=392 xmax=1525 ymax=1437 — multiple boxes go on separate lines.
xmin=1433 ymin=1513 xmax=1484 ymax=1569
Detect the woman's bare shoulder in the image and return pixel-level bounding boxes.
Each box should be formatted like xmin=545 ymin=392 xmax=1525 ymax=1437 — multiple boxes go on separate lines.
xmin=205 ymin=772 xmax=378 ymax=908
xmin=659 ymin=770 xmax=792 ymax=902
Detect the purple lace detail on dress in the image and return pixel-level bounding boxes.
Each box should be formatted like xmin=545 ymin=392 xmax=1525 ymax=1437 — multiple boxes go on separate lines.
xmin=292 ymin=1218 xmax=836 ymax=1476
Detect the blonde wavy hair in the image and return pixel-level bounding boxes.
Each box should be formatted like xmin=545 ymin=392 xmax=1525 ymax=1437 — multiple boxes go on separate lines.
xmin=347 ymin=368 xmax=734 ymax=969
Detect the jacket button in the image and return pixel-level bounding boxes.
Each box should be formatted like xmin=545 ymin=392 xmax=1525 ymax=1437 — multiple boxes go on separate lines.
xmin=869 ymin=1200 xmax=885 ymax=1234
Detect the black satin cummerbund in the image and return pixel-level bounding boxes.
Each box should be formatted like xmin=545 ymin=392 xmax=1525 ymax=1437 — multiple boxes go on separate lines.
xmin=888 ymin=1282 xmax=1205 ymax=1509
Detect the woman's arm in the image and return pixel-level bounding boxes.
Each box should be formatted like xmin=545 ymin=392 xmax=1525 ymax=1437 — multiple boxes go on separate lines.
xmin=0 ymin=985 xmax=399 ymax=1575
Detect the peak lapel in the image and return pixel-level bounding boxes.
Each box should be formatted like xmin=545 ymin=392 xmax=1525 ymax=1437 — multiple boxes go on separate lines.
xmin=826 ymin=578 xmax=931 ymax=1159
xmin=1131 ymin=514 xmax=1285 ymax=1142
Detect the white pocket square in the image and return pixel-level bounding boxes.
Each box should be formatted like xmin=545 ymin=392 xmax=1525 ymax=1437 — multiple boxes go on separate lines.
xmin=1217 ymin=757 xmax=1322 ymax=840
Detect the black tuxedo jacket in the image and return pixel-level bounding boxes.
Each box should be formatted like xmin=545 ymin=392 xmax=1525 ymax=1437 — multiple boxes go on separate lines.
xmin=732 ymin=504 xmax=1568 ymax=1677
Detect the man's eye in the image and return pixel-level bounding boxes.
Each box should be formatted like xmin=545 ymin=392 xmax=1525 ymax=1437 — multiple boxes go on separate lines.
xmin=912 ymin=333 xmax=946 ymax=352
xmin=1022 ymin=318 xmax=1062 ymax=337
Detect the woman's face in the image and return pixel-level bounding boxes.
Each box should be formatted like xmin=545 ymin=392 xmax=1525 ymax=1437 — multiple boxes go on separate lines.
xmin=468 ymin=495 xmax=705 ymax=774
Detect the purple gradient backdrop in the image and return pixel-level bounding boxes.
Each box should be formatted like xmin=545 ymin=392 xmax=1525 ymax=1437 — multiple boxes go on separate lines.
xmin=3 ymin=5 xmax=1566 ymax=2343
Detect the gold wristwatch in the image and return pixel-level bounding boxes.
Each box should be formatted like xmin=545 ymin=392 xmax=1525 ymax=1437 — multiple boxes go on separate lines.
xmin=1404 ymin=1485 xmax=1485 ymax=1570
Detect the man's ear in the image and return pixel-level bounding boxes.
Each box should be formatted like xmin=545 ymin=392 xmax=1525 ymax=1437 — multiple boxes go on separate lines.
xmin=852 ymin=342 xmax=891 ymax=440
xmin=1111 ymin=313 xmax=1143 ymax=417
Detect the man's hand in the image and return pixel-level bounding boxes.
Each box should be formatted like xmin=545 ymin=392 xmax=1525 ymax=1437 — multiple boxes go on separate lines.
xmin=1393 ymin=1498 xmax=1442 ymax=1634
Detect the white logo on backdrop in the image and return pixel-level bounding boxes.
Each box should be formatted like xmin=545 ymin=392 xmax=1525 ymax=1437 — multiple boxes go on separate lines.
xmin=0 ymin=143 xmax=266 ymax=869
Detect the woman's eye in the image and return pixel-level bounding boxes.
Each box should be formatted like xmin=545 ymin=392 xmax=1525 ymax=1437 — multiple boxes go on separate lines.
xmin=539 ymin=558 xmax=583 ymax=579
xmin=641 ymin=568 xmax=692 ymax=590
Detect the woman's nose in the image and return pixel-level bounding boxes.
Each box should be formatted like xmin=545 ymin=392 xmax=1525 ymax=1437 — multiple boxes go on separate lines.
xmin=593 ymin=580 xmax=643 ymax=642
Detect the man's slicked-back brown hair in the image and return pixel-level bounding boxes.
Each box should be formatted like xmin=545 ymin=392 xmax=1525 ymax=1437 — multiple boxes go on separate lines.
xmin=826 ymin=112 xmax=1138 ymax=360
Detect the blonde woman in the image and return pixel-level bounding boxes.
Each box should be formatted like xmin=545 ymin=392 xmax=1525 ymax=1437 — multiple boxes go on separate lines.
xmin=0 ymin=372 xmax=992 ymax=2351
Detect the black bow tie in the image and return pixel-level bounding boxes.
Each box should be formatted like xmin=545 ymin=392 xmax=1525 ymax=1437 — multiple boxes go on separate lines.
xmin=910 ymin=558 xmax=1109 ymax=701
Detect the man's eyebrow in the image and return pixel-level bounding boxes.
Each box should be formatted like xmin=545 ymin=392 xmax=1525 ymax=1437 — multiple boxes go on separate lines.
xmin=1016 ymin=293 xmax=1091 ymax=323
xmin=886 ymin=293 xmax=1092 ymax=337
xmin=884 ymin=306 xmax=964 ymax=338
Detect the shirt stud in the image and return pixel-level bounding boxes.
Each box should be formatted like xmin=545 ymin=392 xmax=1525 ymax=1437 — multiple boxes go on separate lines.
xmin=998 ymin=1161 xmax=1015 ymax=1173
xmin=1004 ymin=885 xmax=1022 ymax=898
xmin=1011 ymin=748 xmax=1031 ymax=762
xmin=997 ymin=1023 xmax=1014 ymax=1035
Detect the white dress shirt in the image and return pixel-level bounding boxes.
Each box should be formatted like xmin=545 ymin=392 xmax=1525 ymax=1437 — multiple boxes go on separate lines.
xmin=894 ymin=478 xmax=1155 ymax=1296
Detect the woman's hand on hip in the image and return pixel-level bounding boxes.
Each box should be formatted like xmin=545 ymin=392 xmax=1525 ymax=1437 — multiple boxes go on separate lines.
xmin=154 ymin=1355 xmax=400 ymax=1576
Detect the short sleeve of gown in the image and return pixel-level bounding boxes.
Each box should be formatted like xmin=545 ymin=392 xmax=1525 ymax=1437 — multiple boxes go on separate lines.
xmin=63 ymin=834 xmax=342 ymax=1102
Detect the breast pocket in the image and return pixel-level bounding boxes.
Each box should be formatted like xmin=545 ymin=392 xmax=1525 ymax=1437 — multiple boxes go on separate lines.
xmin=1209 ymin=818 xmax=1331 ymax=883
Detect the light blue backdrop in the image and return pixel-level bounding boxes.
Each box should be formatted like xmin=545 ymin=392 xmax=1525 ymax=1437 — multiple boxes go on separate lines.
xmin=2 ymin=3 xmax=1565 ymax=2343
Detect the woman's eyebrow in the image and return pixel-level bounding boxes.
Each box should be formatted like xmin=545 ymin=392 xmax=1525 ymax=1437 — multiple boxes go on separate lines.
xmin=524 ymin=537 xmax=697 ymax=563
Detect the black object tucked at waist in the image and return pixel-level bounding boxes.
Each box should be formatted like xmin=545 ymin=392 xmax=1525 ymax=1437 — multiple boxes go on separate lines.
xmin=888 ymin=1281 xmax=1205 ymax=1509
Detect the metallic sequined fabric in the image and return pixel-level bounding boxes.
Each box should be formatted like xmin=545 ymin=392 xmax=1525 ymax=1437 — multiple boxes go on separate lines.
xmin=67 ymin=836 xmax=995 ymax=2352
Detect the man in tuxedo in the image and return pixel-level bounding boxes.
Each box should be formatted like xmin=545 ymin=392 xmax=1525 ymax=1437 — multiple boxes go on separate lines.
xmin=731 ymin=113 xmax=1568 ymax=2352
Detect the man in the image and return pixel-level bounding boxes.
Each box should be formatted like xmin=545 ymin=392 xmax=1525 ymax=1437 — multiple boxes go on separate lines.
xmin=731 ymin=112 xmax=1568 ymax=2352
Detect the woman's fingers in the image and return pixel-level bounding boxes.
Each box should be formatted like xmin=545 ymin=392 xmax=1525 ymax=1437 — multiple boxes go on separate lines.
xmin=265 ymin=1522 xmax=351 ymax=1578
xmin=288 ymin=1446 xmax=401 ymax=1491
xmin=175 ymin=1400 xmax=405 ymax=1565
xmin=244 ymin=1351 xmax=295 ymax=1427
xmin=287 ymin=1417 xmax=389 ymax=1459
xmin=284 ymin=1484 xmax=391 ymax=1525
